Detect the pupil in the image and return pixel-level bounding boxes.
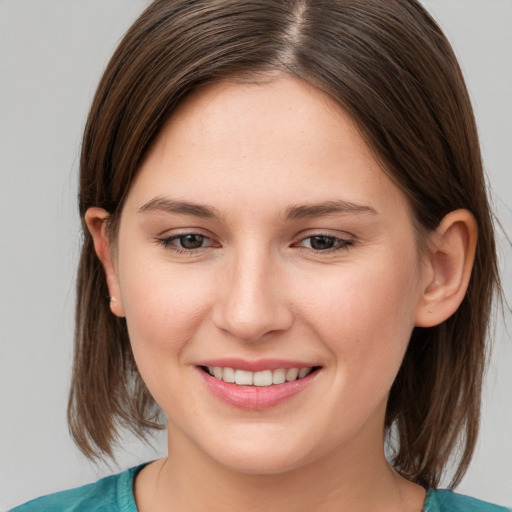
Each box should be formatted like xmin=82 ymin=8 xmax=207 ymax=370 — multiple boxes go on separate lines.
xmin=180 ymin=234 xmax=204 ymax=249
xmin=310 ymin=236 xmax=334 ymax=250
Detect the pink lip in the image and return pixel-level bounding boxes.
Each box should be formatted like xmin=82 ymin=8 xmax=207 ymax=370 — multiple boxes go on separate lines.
xmin=196 ymin=358 xmax=314 ymax=372
xmin=197 ymin=366 xmax=321 ymax=410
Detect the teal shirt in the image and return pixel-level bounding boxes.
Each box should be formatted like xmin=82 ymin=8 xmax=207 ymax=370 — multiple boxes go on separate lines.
xmin=9 ymin=464 xmax=511 ymax=511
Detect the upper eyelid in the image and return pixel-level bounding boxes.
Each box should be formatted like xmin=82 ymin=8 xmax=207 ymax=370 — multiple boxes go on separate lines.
xmin=156 ymin=227 xmax=219 ymax=244
xmin=160 ymin=233 xmax=217 ymax=246
xmin=295 ymin=234 xmax=353 ymax=248
xmin=294 ymin=230 xmax=355 ymax=243
xmin=157 ymin=226 xmax=213 ymax=237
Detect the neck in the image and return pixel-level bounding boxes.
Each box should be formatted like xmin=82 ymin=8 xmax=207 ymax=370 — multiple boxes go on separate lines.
xmin=135 ymin=426 xmax=424 ymax=512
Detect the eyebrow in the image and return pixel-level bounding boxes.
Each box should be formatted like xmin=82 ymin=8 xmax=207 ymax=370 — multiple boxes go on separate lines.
xmin=284 ymin=200 xmax=377 ymax=219
xmin=138 ymin=197 xmax=377 ymax=220
xmin=139 ymin=197 xmax=223 ymax=220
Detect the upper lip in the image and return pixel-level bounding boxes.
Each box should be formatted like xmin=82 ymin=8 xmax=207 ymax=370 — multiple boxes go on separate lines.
xmin=195 ymin=358 xmax=319 ymax=372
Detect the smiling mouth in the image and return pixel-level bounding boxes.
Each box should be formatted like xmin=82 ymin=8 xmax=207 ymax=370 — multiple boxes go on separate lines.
xmin=200 ymin=366 xmax=321 ymax=386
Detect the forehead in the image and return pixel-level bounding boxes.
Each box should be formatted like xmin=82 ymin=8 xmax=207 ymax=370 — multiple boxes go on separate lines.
xmin=155 ymin=77 xmax=369 ymax=167
xmin=126 ymin=76 xmax=412 ymax=224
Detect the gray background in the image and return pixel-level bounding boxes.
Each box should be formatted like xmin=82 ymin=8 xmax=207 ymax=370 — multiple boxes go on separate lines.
xmin=1 ymin=1 xmax=511 ymax=509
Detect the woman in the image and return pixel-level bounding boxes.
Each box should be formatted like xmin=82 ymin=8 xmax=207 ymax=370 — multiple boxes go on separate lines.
xmin=10 ymin=0 xmax=510 ymax=510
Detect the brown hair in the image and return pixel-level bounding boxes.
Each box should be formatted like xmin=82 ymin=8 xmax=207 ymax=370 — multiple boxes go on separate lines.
xmin=68 ymin=0 xmax=499 ymax=488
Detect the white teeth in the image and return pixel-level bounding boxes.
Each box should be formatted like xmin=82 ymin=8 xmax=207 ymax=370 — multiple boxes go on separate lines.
xmin=222 ymin=367 xmax=235 ymax=383
xmin=207 ymin=366 xmax=315 ymax=386
xmin=272 ymin=368 xmax=286 ymax=385
xmin=253 ymin=370 xmax=273 ymax=387
xmin=285 ymin=368 xmax=299 ymax=381
xmin=298 ymin=368 xmax=310 ymax=378
xmin=235 ymin=369 xmax=253 ymax=385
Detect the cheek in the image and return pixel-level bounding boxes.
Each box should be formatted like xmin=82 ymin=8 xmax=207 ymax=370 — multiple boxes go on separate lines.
xmin=118 ymin=252 xmax=215 ymax=359
xmin=298 ymin=251 xmax=421 ymax=376
xmin=117 ymin=258 xmax=219 ymax=415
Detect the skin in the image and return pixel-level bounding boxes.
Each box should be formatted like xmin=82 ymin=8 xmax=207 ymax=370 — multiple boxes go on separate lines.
xmin=87 ymin=76 xmax=477 ymax=512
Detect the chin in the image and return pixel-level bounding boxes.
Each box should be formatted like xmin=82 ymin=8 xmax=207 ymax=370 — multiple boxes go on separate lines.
xmin=202 ymin=432 xmax=318 ymax=476
xmin=218 ymin=450 xmax=306 ymax=476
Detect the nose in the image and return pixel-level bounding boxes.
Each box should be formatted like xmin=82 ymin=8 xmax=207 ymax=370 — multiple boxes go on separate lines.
xmin=212 ymin=247 xmax=293 ymax=342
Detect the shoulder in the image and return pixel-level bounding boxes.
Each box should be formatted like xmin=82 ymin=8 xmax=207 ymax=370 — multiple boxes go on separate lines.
xmin=8 ymin=464 xmax=145 ymax=512
xmin=424 ymin=489 xmax=511 ymax=512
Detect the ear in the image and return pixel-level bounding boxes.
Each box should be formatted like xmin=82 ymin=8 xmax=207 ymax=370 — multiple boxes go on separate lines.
xmin=85 ymin=207 xmax=125 ymax=318
xmin=415 ymin=209 xmax=477 ymax=327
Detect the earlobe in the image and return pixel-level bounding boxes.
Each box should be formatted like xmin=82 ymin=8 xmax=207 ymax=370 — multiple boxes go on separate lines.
xmin=85 ymin=207 xmax=126 ymax=318
xmin=415 ymin=209 xmax=477 ymax=327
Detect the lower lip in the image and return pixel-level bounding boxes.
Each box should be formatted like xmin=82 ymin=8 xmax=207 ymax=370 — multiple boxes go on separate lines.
xmin=198 ymin=368 xmax=320 ymax=409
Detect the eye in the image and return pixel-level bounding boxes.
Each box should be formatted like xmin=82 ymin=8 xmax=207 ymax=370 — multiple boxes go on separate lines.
xmin=175 ymin=234 xmax=207 ymax=249
xmin=298 ymin=235 xmax=353 ymax=252
xmin=156 ymin=233 xmax=217 ymax=253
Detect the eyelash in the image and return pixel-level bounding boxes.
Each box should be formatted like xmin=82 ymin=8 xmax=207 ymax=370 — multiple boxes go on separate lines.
xmin=156 ymin=234 xmax=217 ymax=255
xmin=295 ymin=234 xmax=354 ymax=253
xmin=156 ymin=233 xmax=354 ymax=256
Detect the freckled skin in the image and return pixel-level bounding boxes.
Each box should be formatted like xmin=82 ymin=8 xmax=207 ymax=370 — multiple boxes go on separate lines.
xmin=107 ymin=77 xmax=429 ymax=510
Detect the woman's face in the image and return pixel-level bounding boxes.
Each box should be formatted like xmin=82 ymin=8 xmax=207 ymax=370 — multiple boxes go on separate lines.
xmin=109 ymin=77 xmax=429 ymax=474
